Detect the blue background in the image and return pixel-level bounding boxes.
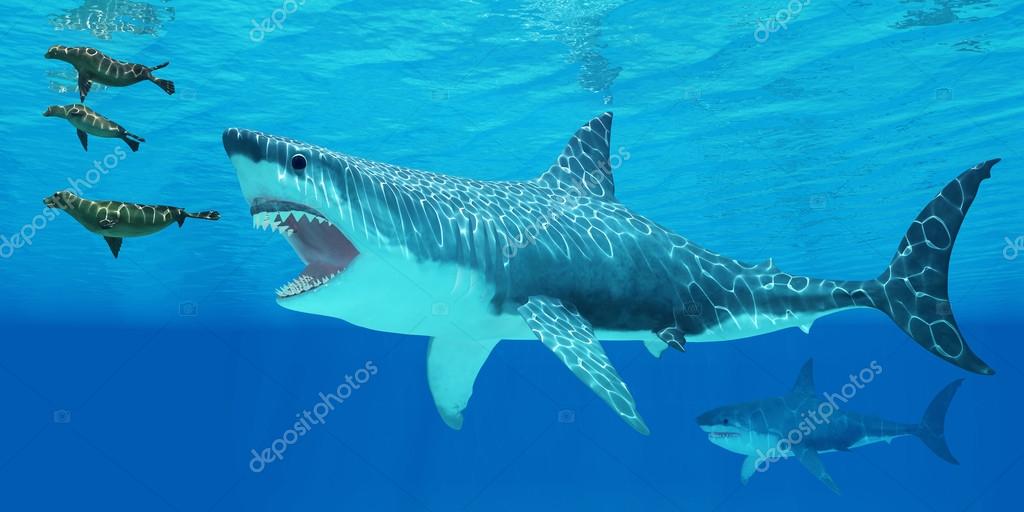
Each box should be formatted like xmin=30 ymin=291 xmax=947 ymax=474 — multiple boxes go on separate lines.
xmin=1 ymin=1 xmax=1022 ymax=510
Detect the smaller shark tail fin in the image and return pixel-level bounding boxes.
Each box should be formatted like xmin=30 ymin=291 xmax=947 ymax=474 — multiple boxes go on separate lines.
xmin=915 ymin=378 xmax=963 ymax=465
xmin=872 ymin=159 xmax=999 ymax=375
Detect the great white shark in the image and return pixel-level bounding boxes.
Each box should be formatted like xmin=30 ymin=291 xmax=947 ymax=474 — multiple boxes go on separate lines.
xmin=697 ymin=359 xmax=962 ymax=494
xmin=222 ymin=113 xmax=999 ymax=434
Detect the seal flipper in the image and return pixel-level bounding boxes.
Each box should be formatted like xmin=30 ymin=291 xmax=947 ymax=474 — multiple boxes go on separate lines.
xmin=77 ymin=73 xmax=92 ymax=101
xmin=518 ymin=295 xmax=649 ymax=434
xmin=426 ymin=337 xmax=500 ymax=429
xmin=103 ymin=236 xmax=122 ymax=258
xmin=794 ymin=444 xmax=840 ymax=495
xmin=76 ymin=129 xmax=88 ymax=151
xmin=121 ymin=136 xmax=140 ymax=152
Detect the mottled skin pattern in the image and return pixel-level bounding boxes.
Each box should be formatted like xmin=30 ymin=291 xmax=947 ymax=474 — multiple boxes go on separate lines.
xmin=43 ymin=191 xmax=219 ymax=258
xmin=698 ymin=359 xmax=962 ymax=494
xmin=223 ymin=113 xmax=999 ymax=432
xmin=43 ymin=103 xmax=144 ymax=152
xmin=224 ymin=114 xmax=997 ymax=370
xmin=44 ymin=45 xmax=174 ymax=101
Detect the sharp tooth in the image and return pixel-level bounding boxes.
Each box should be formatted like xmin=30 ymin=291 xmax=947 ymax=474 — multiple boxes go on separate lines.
xmin=252 ymin=215 xmax=258 ymax=228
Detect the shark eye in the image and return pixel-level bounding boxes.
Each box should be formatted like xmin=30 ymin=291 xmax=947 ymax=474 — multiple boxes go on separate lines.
xmin=722 ymin=418 xmax=729 ymax=425
xmin=291 ymin=154 xmax=307 ymax=172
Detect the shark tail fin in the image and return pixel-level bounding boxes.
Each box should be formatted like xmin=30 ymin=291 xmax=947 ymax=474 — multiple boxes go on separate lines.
xmin=872 ymin=159 xmax=999 ymax=375
xmin=915 ymin=379 xmax=963 ymax=465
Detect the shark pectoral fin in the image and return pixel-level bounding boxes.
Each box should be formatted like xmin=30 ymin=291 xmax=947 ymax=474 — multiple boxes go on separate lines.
xmin=642 ymin=338 xmax=669 ymax=358
xmin=426 ymin=336 xmax=500 ymax=430
xmin=103 ymin=236 xmax=122 ymax=258
xmin=76 ymin=129 xmax=88 ymax=151
xmin=740 ymin=455 xmax=759 ymax=484
xmin=794 ymin=445 xmax=840 ymax=495
xmin=656 ymin=326 xmax=687 ymax=352
xmin=518 ymin=295 xmax=649 ymax=435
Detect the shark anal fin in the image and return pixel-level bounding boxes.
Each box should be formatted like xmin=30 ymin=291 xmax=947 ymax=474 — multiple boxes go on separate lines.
xmin=656 ymin=326 xmax=686 ymax=352
xmin=741 ymin=455 xmax=759 ymax=484
xmin=518 ymin=295 xmax=649 ymax=435
xmin=76 ymin=129 xmax=88 ymax=151
xmin=103 ymin=236 xmax=122 ymax=258
xmin=426 ymin=337 xmax=500 ymax=430
xmin=794 ymin=445 xmax=840 ymax=495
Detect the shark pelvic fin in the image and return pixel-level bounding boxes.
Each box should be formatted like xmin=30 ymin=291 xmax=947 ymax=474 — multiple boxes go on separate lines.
xmin=790 ymin=358 xmax=816 ymax=396
xmin=794 ymin=444 xmax=841 ymax=495
xmin=740 ymin=455 xmax=759 ymax=484
xmin=642 ymin=338 xmax=669 ymax=358
xmin=538 ymin=113 xmax=617 ymax=201
xmin=518 ymin=295 xmax=649 ymax=435
xmin=426 ymin=337 xmax=500 ymax=430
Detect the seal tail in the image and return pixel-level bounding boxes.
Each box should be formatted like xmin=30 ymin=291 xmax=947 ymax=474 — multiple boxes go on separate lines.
xmin=150 ymin=61 xmax=170 ymax=71
xmin=177 ymin=210 xmax=220 ymax=227
xmin=914 ymin=379 xmax=963 ymax=464
xmin=121 ymin=135 xmax=142 ymax=152
xmin=866 ymin=159 xmax=999 ymax=375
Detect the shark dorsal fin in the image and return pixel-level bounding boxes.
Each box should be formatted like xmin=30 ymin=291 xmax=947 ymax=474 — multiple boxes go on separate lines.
xmin=791 ymin=358 xmax=816 ymax=395
xmin=538 ymin=112 xmax=616 ymax=201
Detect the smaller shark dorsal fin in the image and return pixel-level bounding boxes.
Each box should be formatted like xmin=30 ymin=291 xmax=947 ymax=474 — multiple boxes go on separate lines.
xmin=791 ymin=358 xmax=815 ymax=395
xmin=538 ymin=113 xmax=617 ymax=201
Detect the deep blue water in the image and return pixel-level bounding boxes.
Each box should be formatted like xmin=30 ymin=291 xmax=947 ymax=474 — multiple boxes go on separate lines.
xmin=2 ymin=0 xmax=1023 ymax=510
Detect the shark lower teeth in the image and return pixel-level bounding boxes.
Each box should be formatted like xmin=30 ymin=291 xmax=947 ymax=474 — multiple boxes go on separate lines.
xmin=275 ymin=270 xmax=341 ymax=298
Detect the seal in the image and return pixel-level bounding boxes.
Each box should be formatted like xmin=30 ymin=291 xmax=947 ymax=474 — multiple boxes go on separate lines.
xmin=44 ymin=45 xmax=175 ymax=101
xmin=43 ymin=191 xmax=220 ymax=258
xmin=44 ymin=104 xmax=145 ymax=152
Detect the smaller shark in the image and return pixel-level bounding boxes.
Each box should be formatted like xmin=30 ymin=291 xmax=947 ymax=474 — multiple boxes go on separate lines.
xmin=697 ymin=359 xmax=961 ymax=494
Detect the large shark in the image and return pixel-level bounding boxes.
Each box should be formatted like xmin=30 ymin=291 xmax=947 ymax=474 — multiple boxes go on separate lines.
xmin=222 ymin=113 xmax=999 ymax=434
xmin=697 ymin=359 xmax=962 ymax=494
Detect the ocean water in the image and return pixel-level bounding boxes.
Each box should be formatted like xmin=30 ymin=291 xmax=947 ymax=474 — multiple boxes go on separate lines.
xmin=1 ymin=0 xmax=1023 ymax=510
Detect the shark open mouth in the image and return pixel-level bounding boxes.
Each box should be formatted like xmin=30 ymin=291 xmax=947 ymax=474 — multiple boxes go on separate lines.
xmin=249 ymin=199 xmax=358 ymax=299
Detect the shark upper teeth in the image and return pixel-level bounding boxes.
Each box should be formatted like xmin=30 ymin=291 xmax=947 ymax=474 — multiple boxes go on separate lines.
xmin=251 ymin=210 xmax=332 ymax=233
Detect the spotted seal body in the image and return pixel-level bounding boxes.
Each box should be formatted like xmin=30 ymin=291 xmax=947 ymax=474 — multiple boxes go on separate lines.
xmin=43 ymin=191 xmax=219 ymax=258
xmin=44 ymin=104 xmax=144 ymax=152
xmin=44 ymin=45 xmax=175 ymax=101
